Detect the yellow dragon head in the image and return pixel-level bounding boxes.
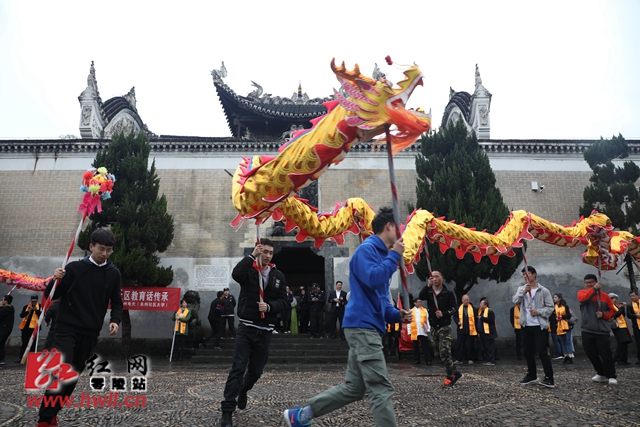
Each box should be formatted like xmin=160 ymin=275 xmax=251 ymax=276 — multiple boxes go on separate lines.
xmin=331 ymin=58 xmax=432 ymax=153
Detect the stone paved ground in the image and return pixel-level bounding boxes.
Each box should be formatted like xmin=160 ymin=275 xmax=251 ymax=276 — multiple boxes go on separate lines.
xmin=1 ymin=355 xmax=639 ymax=427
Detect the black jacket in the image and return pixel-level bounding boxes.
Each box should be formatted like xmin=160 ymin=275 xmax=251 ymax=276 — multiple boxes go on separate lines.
xmin=208 ymin=297 xmax=223 ymax=324
xmin=309 ymin=290 xmax=325 ymax=312
xmin=327 ymin=290 xmax=347 ymax=313
xmin=46 ymin=257 xmax=123 ymax=337
xmin=44 ymin=300 xmax=60 ymax=329
xmin=0 ymin=305 xmax=14 ymax=333
xmin=477 ymin=307 xmax=498 ymax=339
xmin=222 ymin=294 xmax=236 ymax=316
xmin=419 ymin=284 xmax=457 ymax=329
xmin=297 ymin=293 xmax=309 ymax=313
xmin=232 ymin=255 xmax=288 ymax=328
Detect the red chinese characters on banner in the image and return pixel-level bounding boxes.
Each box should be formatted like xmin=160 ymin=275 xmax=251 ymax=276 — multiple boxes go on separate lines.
xmin=121 ymin=287 xmax=180 ymax=311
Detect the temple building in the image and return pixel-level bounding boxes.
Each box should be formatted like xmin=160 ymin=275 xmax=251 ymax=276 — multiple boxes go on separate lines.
xmin=1 ymin=61 xmax=638 ymax=341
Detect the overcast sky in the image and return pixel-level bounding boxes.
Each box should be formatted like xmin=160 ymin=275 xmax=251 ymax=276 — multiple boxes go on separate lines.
xmin=1 ymin=1 xmax=639 ymax=141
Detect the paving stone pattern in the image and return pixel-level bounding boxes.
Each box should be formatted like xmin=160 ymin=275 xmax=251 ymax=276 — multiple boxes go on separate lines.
xmin=1 ymin=355 xmax=639 ymax=427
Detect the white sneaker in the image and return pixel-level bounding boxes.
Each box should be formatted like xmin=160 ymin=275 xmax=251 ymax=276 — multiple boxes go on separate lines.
xmin=608 ymin=378 xmax=618 ymax=385
xmin=592 ymin=374 xmax=607 ymax=383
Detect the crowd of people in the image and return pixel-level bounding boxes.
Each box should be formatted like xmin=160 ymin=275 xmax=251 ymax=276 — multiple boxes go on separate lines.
xmin=2 ymin=210 xmax=640 ymax=427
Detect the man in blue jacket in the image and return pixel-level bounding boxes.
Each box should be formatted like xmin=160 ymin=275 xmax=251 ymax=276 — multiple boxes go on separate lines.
xmin=284 ymin=207 xmax=412 ymax=427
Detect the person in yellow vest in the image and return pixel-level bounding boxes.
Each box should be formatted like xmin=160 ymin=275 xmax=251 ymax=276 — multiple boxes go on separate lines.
xmin=552 ymin=293 xmax=575 ymax=364
xmin=627 ymin=291 xmax=640 ymax=365
xmin=509 ymin=304 xmax=524 ymax=360
xmin=384 ymin=317 xmax=401 ymax=358
xmin=477 ymin=297 xmax=497 ymax=365
xmin=410 ymin=299 xmax=432 ymax=365
xmin=456 ymin=295 xmax=477 ymax=364
xmin=18 ymin=294 xmax=41 ymax=360
xmin=609 ymin=293 xmax=632 ymax=365
xmin=172 ymin=299 xmax=192 ymax=362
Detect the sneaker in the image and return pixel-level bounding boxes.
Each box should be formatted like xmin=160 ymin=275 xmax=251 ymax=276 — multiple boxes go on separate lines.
xmin=608 ymin=378 xmax=618 ymax=385
xmin=552 ymin=355 xmax=564 ymax=360
xmin=442 ymin=372 xmax=463 ymax=388
xmin=467 ymin=360 xmax=474 ymax=365
xmin=566 ymin=358 xmax=573 ymax=365
xmin=221 ymin=411 xmax=233 ymax=427
xmin=519 ymin=375 xmax=539 ymax=385
xmin=283 ymin=406 xmax=312 ymax=427
xmin=539 ymin=377 xmax=555 ymax=388
xmin=0 ymin=360 xmax=5 ymax=365
xmin=592 ymin=374 xmax=608 ymax=383
xmin=483 ymin=362 xmax=495 ymax=366
xmin=237 ymin=389 xmax=248 ymax=410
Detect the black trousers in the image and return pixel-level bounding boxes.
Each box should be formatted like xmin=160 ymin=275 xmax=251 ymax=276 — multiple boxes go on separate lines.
xmin=223 ymin=316 xmax=236 ymax=337
xmin=20 ymin=327 xmax=37 ymax=357
xmin=633 ymin=327 xmax=640 ymax=362
xmin=173 ymin=334 xmax=186 ymax=360
xmin=523 ymin=326 xmax=553 ymax=380
xmin=456 ymin=331 xmax=475 ymax=361
xmin=221 ymin=324 xmax=272 ymax=412
xmin=514 ymin=328 xmax=524 ymax=358
xmin=413 ymin=335 xmax=432 ymax=363
xmin=479 ymin=335 xmax=495 ymax=363
xmin=298 ymin=309 xmax=309 ymax=334
xmin=582 ymin=331 xmax=616 ymax=378
xmin=329 ymin=308 xmax=345 ymax=338
xmin=44 ymin=325 xmax=56 ymax=351
xmin=38 ymin=329 xmax=98 ymax=423
xmin=282 ymin=308 xmax=291 ymax=332
xmin=0 ymin=330 xmax=10 ymax=362
xmin=205 ymin=317 xmax=223 ymax=347
xmin=310 ymin=309 xmax=324 ymax=338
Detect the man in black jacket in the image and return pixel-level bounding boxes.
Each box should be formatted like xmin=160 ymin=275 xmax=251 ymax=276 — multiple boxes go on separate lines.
xmin=37 ymin=228 xmax=122 ymax=427
xmin=220 ymin=238 xmax=288 ymax=427
xmin=221 ymin=287 xmax=236 ymax=338
xmin=419 ymin=271 xmax=462 ymax=388
xmin=204 ymin=291 xmax=224 ymax=350
xmin=327 ymin=281 xmax=347 ymax=339
xmin=0 ymin=294 xmax=15 ymax=365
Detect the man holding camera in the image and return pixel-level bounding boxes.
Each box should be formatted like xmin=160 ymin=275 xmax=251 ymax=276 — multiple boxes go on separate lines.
xmin=18 ymin=294 xmax=41 ymax=359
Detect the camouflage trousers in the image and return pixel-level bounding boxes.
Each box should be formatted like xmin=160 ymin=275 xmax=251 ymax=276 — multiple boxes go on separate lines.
xmin=431 ymin=324 xmax=455 ymax=377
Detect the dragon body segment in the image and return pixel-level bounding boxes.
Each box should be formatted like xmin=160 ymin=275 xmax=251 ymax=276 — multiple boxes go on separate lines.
xmin=230 ymin=59 xmax=640 ymax=273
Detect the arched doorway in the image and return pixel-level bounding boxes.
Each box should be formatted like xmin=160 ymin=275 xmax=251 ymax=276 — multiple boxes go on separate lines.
xmin=272 ymin=246 xmax=325 ymax=293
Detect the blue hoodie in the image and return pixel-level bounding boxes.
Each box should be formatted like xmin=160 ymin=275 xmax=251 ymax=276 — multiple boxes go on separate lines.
xmin=342 ymin=234 xmax=401 ymax=336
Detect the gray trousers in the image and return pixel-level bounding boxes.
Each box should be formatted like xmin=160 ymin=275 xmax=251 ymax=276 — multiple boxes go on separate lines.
xmin=308 ymin=328 xmax=397 ymax=427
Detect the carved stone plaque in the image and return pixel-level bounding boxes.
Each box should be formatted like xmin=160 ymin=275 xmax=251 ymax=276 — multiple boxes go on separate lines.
xmin=194 ymin=265 xmax=229 ymax=291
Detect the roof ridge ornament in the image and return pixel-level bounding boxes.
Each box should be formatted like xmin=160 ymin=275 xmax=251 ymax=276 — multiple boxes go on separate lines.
xmin=124 ymin=87 xmax=137 ymax=112
xmin=211 ymin=61 xmax=227 ymax=83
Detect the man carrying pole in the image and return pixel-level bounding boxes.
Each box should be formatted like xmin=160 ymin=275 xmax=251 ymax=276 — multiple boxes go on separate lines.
xmin=284 ymin=207 xmax=412 ymax=427
xmin=419 ymin=270 xmax=462 ymax=388
xmin=36 ymin=228 xmax=122 ymax=427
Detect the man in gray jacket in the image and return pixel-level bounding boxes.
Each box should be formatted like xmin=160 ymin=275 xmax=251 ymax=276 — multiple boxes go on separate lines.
xmin=512 ymin=266 xmax=555 ymax=388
